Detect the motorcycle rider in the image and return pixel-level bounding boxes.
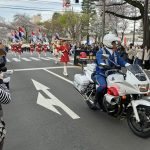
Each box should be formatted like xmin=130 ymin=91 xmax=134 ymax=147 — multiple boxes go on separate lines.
xmin=86 ymin=33 xmax=130 ymax=110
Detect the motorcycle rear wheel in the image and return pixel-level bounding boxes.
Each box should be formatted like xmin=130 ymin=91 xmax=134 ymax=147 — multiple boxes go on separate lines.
xmin=127 ymin=106 xmax=150 ymax=138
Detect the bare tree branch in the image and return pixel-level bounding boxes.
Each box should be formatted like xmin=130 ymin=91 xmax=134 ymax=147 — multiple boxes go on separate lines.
xmin=105 ymin=10 xmax=142 ymax=20
xmin=124 ymin=0 xmax=144 ymax=16
xmin=96 ymin=2 xmax=127 ymax=7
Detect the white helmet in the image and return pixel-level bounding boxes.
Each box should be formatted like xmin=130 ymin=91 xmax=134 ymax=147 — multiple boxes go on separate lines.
xmin=103 ymin=32 xmax=120 ymax=48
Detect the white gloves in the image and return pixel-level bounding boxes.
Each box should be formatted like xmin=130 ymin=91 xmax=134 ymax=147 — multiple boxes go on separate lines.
xmin=100 ymin=63 xmax=107 ymax=66
xmin=125 ymin=63 xmax=130 ymax=67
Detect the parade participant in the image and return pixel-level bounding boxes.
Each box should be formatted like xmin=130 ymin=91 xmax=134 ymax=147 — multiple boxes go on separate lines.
xmin=12 ymin=43 xmax=17 ymax=56
xmin=86 ymin=33 xmax=130 ymax=110
xmin=0 ymin=43 xmax=11 ymax=150
xmin=57 ymin=40 xmax=70 ymax=76
xmin=42 ymin=33 xmax=49 ymax=56
xmin=43 ymin=44 xmax=48 ymax=56
xmin=36 ymin=41 xmax=41 ymax=58
xmin=52 ymin=40 xmax=59 ymax=64
xmin=16 ymin=42 xmax=22 ymax=60
xmin=30 ymin=43 xmax=35 ymax=55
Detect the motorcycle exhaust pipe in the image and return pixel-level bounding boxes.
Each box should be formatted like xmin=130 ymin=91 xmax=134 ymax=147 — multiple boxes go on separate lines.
xmin=104 ymin=94 xmax=117 ymax=105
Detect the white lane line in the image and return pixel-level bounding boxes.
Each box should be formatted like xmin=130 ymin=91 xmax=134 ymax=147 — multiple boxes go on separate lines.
xmin=21 ymin=58 xmax=31 ymax=61
xmin=43 ymin=69 xmax=73 ymax=85
xmin=12 ymin=58 xmax=21 ymax=62
xmin=30 ymin=57 xmax=40 ymax=61
xmin=45 ymin=57 xmax=73 ymax=65
xmin=43 ymin=69 xmax=85 ymax=102
xmin=40 ymin=57 xmax=51 ymax=60
xmin=13 ymin=66 xmax=79 ymax=72
xmin=6 ymin=58 xmax=10 ymax=62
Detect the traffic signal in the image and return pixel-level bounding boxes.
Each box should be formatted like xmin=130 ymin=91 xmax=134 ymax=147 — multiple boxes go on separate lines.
xmin=75 ymin=0 xmax=79 ymax=3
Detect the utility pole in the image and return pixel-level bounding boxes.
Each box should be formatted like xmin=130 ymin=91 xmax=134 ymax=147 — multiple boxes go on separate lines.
xmin=102 ymin=0 xmax=106 ymax=43
xmin=143 ymin=0 xmax=148 ymax=47
xmin=102 ymin=0 xmax=105 ymax=43
xmin=133 ymin=8 xmax=136 ymax=45
xmin=142 ymin=0 xmax=149 ymax=67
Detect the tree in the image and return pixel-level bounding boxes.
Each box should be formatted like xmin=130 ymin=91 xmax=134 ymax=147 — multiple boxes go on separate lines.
xmin=48 ymin=12 xmax=89 ymax=43
xmin=103 ymin=0 xmax=150 ymax=47
xmin=0 ymin=17 xmax=9 ymax=41
xmin=82 ymin=0 xmax=96 ymax=43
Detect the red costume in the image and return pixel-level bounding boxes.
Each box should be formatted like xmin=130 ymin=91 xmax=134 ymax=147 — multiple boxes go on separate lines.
xmin=16 ymin=43 xmax=22 ymax=54
xmin=12 ymin=44 xmax=17 ymax=53
xmin=30 ymin=44 xmax=34 ymax=52
xmin=43 ymin=44 xmax=48 ymax=52
xmin=58 ymin=44 xmax=70 ymax=63
xmin=36 ymin=43 xmax=41 ymax=53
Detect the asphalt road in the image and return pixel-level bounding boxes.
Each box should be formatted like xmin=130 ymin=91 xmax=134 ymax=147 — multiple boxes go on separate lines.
xmin=2 ymin=52 xmax=150 ymax=150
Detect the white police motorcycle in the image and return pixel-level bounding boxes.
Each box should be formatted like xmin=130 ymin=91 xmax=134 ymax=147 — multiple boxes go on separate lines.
xmin=74 ymin=54 xmax=150 ymax=138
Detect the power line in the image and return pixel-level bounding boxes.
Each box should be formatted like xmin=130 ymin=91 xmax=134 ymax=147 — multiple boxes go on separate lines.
xmin=0 ymin=0 xmax=80 ymax=5
xmin=0 ymin=4 xmax=64 ymax=11
xmin=0 ymin=5 xmax=82 ymax=13
xmin=0 ymin=6 xmax=63 ymax=11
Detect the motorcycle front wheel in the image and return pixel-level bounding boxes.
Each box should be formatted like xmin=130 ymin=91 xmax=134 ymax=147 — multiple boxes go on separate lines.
xmin=127 ymin=106 xmax=150 ymax=138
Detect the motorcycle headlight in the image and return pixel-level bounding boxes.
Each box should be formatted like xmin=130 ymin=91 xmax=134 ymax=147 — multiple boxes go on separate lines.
xmin=138 ymin=84 xmax=149 ymax=92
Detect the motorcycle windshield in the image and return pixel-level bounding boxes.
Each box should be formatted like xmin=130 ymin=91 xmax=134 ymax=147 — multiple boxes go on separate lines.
xmin=127 ymin=64 xmax=147 ymax=81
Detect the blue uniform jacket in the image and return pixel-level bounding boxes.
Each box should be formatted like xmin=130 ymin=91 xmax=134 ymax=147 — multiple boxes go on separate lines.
xmin=95 ymin=48 xmax=127 ymax=74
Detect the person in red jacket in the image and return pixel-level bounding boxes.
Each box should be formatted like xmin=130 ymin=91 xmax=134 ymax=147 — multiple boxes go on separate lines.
xmin=11 ymin=43 xmax=17 ymax=56
xmin=57 ymin=40 xmax=70 ymax=76
xmin=17 ymin=42 xmax=22 ymax=60
xmin=36 ymin=41 xmax=41 ymax=58
xmin=30 ymin=43 xmax=35 ymax=55
xmin=43 ymin=44 xmax=48 ymax=56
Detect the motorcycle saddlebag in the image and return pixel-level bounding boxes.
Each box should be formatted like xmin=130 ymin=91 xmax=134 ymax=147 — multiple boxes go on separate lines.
xmin=74 ymin=74 xmax=90 ymax=93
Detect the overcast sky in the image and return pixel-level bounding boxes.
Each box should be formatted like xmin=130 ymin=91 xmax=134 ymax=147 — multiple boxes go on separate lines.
xmin=0 ymin=0 xmax=140 ymax=33
xmin=0 ymin=0 xmax=83 ymax=22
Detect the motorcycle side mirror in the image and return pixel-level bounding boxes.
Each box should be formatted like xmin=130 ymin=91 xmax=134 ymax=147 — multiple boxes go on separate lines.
xmin=102 ymin=54 xmax=109 ymax=60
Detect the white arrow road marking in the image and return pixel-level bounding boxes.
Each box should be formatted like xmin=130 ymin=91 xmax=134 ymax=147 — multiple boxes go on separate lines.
xmin=12 ymin=58 xmax=21 ymax=62
xmin=32 ymin=79 xmax=80 ymax=119
xmin=32 ymin=79 xmax=49 ymax=90
xmin=21 ymin=58 xmax=31 ymax=61
xmin=37 ymin=92 xmax=61 ymax=115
